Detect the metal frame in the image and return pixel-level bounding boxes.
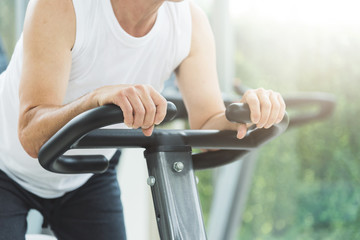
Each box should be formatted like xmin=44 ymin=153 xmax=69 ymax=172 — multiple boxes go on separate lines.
xmin=145 ymin=147 xmax=207 ymax=239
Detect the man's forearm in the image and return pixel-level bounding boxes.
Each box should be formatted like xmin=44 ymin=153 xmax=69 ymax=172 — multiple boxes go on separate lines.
xmin=18 ymin=91 xmax=97 ymax=158
xmin=18 ymin=84 xmax=169 ymax=158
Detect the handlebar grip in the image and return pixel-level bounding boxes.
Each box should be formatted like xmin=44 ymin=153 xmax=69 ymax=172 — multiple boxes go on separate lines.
xmin=224 ymin=102 xmax=289 ymax=148
xmin=163 ymin=101 xmax=177 ymax=122
xmin=225 ymin=103 xmax=252 ymax=123
xmin=38 ymin=102 xmax=177 ymax=174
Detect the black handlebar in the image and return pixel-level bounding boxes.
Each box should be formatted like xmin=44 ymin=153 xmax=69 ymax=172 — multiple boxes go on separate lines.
xmin=284 ymin=92 xmax=336 ymax=128
xmin=233 ymin=85 xmax=336 ymax=128
xmin=164 ymin=90 xmax=336 ymax=170
xmin=225 ymin=103 xmax=251 ymax=123
xmin=38 ymin=102 xmax=177 ymax=173
xmin=38 ymin=102 xmax=289 ymax=173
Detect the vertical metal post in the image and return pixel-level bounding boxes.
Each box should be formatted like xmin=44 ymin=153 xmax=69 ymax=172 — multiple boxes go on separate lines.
xmin=210 ymin=0 xmax=234 ymax=94
xmin=144 ymin=147 xmax=207 ymax=240
xmin=208 ymin=153 xmax=258 ymax=240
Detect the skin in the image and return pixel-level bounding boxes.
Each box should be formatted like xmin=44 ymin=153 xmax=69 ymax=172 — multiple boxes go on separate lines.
xmin=18 ymin=0 xmax=286 ymax=159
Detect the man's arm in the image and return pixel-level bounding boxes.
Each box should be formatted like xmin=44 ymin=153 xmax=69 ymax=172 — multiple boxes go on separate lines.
xmin=18 ymin=0 xmax=167 ymax=158
xmin=176 ymin=2 xmax=286 ymax=138
xmin=18 ymin=0 xmax=83 ymax=158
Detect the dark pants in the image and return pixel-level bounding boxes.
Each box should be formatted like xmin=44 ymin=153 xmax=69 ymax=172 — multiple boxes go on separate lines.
xmin=0 ymin=151 xmax=126 ymax=240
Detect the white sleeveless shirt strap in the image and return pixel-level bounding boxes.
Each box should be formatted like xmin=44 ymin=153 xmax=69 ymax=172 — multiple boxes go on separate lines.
xmin=165 ymin=1 xmax=192 ymax=70
xmin=71 ymin=0 xmax=98 ymax=59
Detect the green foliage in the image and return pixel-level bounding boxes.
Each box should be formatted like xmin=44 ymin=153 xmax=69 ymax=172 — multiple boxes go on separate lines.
xmin=196 ymin=169 xmax=215 ymax=226
xmin=198 ymin=18 xmax=360 ymax=240
xmin=234 ymin=19 xmax=360 ymax=239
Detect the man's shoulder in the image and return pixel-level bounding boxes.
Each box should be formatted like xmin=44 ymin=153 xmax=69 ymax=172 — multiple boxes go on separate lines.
xmin=25 ymin=0 xmax=75 ymax=29
xmin=29 ymin=0 xmax=74 ymax=14
xmin=189 ymin=1 xmax=209 ymax=25
xmin=24 ymin=0 xmax=76 ymax=55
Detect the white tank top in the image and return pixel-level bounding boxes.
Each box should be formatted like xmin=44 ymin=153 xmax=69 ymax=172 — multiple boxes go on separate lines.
xmin=0 ymin=0 xmax=192 ymax=198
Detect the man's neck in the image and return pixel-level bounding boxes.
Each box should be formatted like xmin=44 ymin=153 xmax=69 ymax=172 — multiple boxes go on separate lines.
xmin=111 ymin=0 xmax=164 ymax=37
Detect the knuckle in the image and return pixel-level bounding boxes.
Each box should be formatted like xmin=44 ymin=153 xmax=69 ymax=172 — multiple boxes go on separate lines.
xmin=124 ymin=113 xmax=133 ymax=122
xmin=156 ymin=111 xmax=166 ymax=121
xmin=271 ymin=92 xmax=281 ymax=99
xmin=268 ymin=114 xmax=277 ymax=121
xmin=160 ymin=102 xmax=167 ymax=111
xmin=144 ymin=115 xmax=154 ymax=123
xmin=243 ymin=89 xmax=254 ymax=99
xmin=124 ymin=108 xmax=133 ymax=116
xmin=131 ymin=121 xmax=138 ymax=128
xmin=272 ymin=101 xmax=280 ymax=110
xmin=137 ymin=107 xmax=145 ymax=116
xmin=159 ymin=95 xmax=167 ymax=104
xmin=127 ymin=86 xmax=137 ymax=94
xmin=276 ymin=92 xmax=285 ymax=102
xmin=142 ymin=122 xmax=151 ymax=129
xmin=146 ymin=107 xmax=156 ymax=118
xmin=133 ymin=119 xmax=142 ymax=127
xmin=121 ymin=106 xmax=131 ymax=114
xmin=146 ymin=84 xmax=155 ymax=91
xmin=124 ymin=119 xmax=131 ymax=125
xmin=257 ymin=88 xmax=266 ymax=93
xmin=155 ymin=109 xmax=166 ymax=124
xmin=262 ymin=101 xmax=271 ymax=110
xmin=148 ymin=105 xmax=156 ymax=114
xmin=157 ymin=101 xmax=167 ymax=111
xmin=135 ymin=84 xmax=147 ymax=92
xmin=158 ymin=114 xmax=166 ymax=122
xmin=244 ymin=93 xmax=258 ymax=103
xmin=252 ymin=113 xmax=261 ymax=121
xmin=244 ymin=89 xmax=252 ymax=95
xmin=117 ymin=90 xmax=126 ymax=98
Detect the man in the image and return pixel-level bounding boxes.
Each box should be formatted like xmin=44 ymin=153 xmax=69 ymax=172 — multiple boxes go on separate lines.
xmin=0 ymin=0 xmax=286 ymax=239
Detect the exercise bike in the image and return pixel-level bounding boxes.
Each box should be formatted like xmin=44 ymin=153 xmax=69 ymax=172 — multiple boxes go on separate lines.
xmin=37 ymin=102 xmax=289 ymax=240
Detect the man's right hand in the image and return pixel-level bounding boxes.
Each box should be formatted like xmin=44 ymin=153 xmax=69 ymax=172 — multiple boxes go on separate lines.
xmin=95 ymin=84 xmax=168 ymax=136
